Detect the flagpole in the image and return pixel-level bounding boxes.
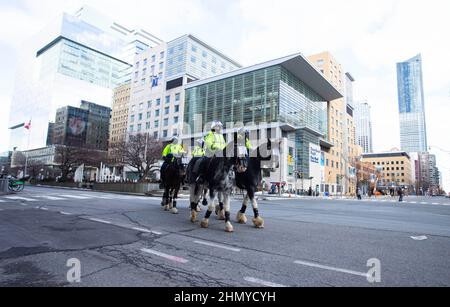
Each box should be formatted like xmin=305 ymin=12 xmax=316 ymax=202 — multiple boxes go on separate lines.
xmin=24 ymin=120 xmax=31 ymax=178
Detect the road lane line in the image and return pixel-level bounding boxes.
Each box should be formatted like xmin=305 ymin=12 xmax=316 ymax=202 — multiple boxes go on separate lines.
xmin=294 ymin=260 xmax=368 ymax=278
xmin=141 ymin=248 xmax=188 ymax=264
xmin=409 ymin=202 xmax=417 ymax=204
xmin=420 ymin=202 xmax=428 ymax=205
xmin=432 ymin=203 xmax=439 ymax=205
xmin=59 ymin=194 xmax=90 ymax=199
xmin=410 ymin=236 xmax=427 ymax=241
xmin=60 ymin=211 xmax=72 ymax=215
xmin=194 ymin=240 xmax=241 ymax=252
xmin=40 ymin=207 xmax=49 ymax=211
xmin=132 ymin=227 xmax=162 ymax=235
xmin=5 ymin=196 xmax=38 ymax=202
xmin=79 ymin=194 xmax=115 ymax=199
xmin=0 ymin=199 xmax=5 ymax=202
xmin=244 ymin=277 xmax=287 ymax=287
xmin=88 ymin=218 xmax=112 ymax=224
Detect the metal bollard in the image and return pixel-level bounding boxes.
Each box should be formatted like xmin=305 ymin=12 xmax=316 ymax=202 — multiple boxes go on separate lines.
xmin=0 ymin=179 xmax=9 ymax=195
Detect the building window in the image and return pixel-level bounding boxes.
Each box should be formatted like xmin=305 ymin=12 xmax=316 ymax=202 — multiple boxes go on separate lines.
xmin=202 ymin=51 xmax=207 ymax=58
xmin=130 ymin=125 xmax=134 ymax=132
xmin=153 ymin=132 xmax=158 ymax=139
xmin=191 ymin=56 xmax=197 ymax=63
xmin=156 ymin=98 xmax=161 ymax=106
xmin=165 ymin=107 xmax=170 ymax=115
xmin=130 ymin=115 xmax=135 ymax=123
xmin=163 ymin=130 xmax=168 ymax=138
xmin=168 ymin=47 xmax=174 ymax=55
xmin=175 ymin=93 xmax=180 ymax=102
xmin=155 ymin=110 xmax=160 ymax=117
xmin=146 ymin=122 xmax=150 ymax=129
xmin=164 ymin=118 xmax=169 ymax=126
xmin=202 ymin=61 xmax=207 ymax=69
xmin=138 ymin=113 xmax=143 ymax=121
xmin=154 ymin=120 xmax=159 ymax=128
xmin=191 ymin=45 xmax=197 ymax=52
xmin=165 ymin=95 xmax=170 ymax=104
xmin=174 ymin=117 xmax=179 ymax=124
xmin=152 ymin=55 xmax=156 ymax=63
xmin=174 ymin=105 xmax=180 ymax=113
xmin=137 ymin=124 xmax=142 ymax=132
xmin=147 ymin=101 xmax=152 ymax=108
xmin=159 ymin=62 xmax=164 ymax=70
xmin=160 ymin=51 xmax=165 ymax=59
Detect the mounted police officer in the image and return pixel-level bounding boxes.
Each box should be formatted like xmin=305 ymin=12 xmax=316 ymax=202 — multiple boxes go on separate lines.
xmin=160 ymin=136 xmax=185 ymax=186
xmin=204 ymin=120 xmax=226 ymax=157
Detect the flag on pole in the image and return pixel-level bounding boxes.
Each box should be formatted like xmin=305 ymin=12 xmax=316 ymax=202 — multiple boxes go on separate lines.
xmin=24 ymin=120 xmax=31 ymax=130
xmin=9 ymin=120 xmax=31 ymax=130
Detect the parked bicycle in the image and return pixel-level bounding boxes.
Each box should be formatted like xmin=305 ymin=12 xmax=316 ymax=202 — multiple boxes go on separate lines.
xmin=8 ymin=177 xmax=25 ymax=193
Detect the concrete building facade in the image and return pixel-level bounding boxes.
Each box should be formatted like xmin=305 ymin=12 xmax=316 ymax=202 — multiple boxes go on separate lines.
xmin=361 ymin=152 xmax=413 ymax=192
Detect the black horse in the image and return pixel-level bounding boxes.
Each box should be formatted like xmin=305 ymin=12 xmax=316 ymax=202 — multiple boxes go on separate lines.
xmin=161 ymin=156 xmax=186 ymax=214
xmin=189 ymin=141 xmax=248 ymax=232
xmin=235 ymin=139 xmax=279 ymax=229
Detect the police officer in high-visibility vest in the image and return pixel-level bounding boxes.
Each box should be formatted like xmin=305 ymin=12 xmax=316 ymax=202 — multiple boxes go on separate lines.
xmin=192 ymin=139 xmax=206 ymax=158
xmin=160 ymin=136 xmax=185 ymax=186
xmin=204 ymin=121 xmax=226 ymax=157
xmin=237 ymin=127 xmax=252 ymax=153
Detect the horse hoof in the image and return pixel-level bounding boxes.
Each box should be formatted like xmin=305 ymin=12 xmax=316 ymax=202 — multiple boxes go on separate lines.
xmin=191 ymin=211 xmax=197 ymax=223
xmin=253 ymin=217 xmax=265 ymax=229
xmin=225 ymin=222 xmax=234 ymax=233
xmin=164 ymin=205 xmax=170 ymax=211
xmin=236 ymin=212 xmax=248 ymax=224
xmin=171 ymin=208 xmax=178 ymax=214
xmin=201 ymin=219 xmax=209 ymax=228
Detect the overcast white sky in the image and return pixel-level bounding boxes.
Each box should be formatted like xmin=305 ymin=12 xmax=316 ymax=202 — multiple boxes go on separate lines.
xmin=0 ymin=0 xmax=449 ymax=191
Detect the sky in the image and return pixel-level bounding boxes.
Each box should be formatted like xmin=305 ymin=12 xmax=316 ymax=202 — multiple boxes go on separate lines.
xmin=0 ymin=0 xmax=449 ymax=191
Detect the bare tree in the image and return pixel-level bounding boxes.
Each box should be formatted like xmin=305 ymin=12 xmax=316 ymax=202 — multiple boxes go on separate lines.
xmin=110 ymin=134 xmax=164 ymax=182
xmin=54 ymin=145 xmax=108 ymax=182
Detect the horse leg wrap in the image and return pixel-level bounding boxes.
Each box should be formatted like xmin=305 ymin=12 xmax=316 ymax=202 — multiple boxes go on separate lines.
xmin=191 ymin=202 xmax=198 ymax=211
xmin=205 ymin=210 xmax=212 ymax=219
xmin=240 ymin=205 xmax=247 ymax=214
xmin=253 ymin=208 xmax=260 ymax=218
xmin=225 ymin=211 xmax=231 ymax=223
xmin=173 ymin=201 xmax=177 ymax=208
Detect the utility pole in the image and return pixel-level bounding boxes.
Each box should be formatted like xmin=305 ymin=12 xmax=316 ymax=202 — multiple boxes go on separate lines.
xmin=279 ymin=139 xmax=283 ymax=197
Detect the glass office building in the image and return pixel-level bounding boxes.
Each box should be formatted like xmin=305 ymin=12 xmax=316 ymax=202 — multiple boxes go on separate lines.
xmin=8 ymin=7 xmax=161 ymax=152
xmin=185 ymin=54 xmax=341 ymax=181
xmin=166 ymin=35 xmax=241 ymax=82
xmin=397 ymin=54 xmax=428 ymax=153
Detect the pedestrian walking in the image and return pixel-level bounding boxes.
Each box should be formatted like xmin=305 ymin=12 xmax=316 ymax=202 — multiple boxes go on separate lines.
xmin=398 ymin=187 xmax=404 ymax=202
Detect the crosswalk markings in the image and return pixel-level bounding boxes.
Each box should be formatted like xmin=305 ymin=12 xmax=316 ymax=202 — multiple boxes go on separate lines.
xmin=36 ymin=195 xmax=67 ymax=201
xmin=59 ymin=194 xmax=90 ymax=199
xmin=4 ymin=196 xmax=37 ymax=202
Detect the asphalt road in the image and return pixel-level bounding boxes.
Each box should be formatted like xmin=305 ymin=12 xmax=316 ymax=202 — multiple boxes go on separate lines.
xmin=1 ymin=186 xmax=450 ymax=287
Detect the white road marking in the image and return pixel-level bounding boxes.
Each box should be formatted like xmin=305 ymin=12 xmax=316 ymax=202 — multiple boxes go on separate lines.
xmin=410 ymin=236 xmax=428 ymax=241
xmin=244 ymin=277 xmax=287 ymax=287
xmin=421 ymin=202 xmax=428 ymax=205
xmin=132 ymin=227 xmax=162 ymax=235
xmin=36 ymin=195 xmax=67 ymax=200
xmin=59 ymin=194 xmax=90 ymax=199
xmin=4 ymin=196 xmax=37 ymax=202
xmin=409 ymin=202 xmax=417 ymax=204
xmin=194 ymin=240 xmax=241 ymax=252
xmin=432 ymin=203 xmax=440 ymax=205
xmin=79 ymin=194 xmax=114 ymax=199
xmin=294 ymin=260 xmax=368 ymax=278
xmin=60 ymin=211 xmax=72 ymax=215
xmin=0 ymin=199 xmax=5 ymax=202
xmin=141 ymin=248 xmax=188 ymax=264
xmin=40 ymin=207 xmax=49 ymax=211
xmin=88 ymin=218 xmax=112 ymax=224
